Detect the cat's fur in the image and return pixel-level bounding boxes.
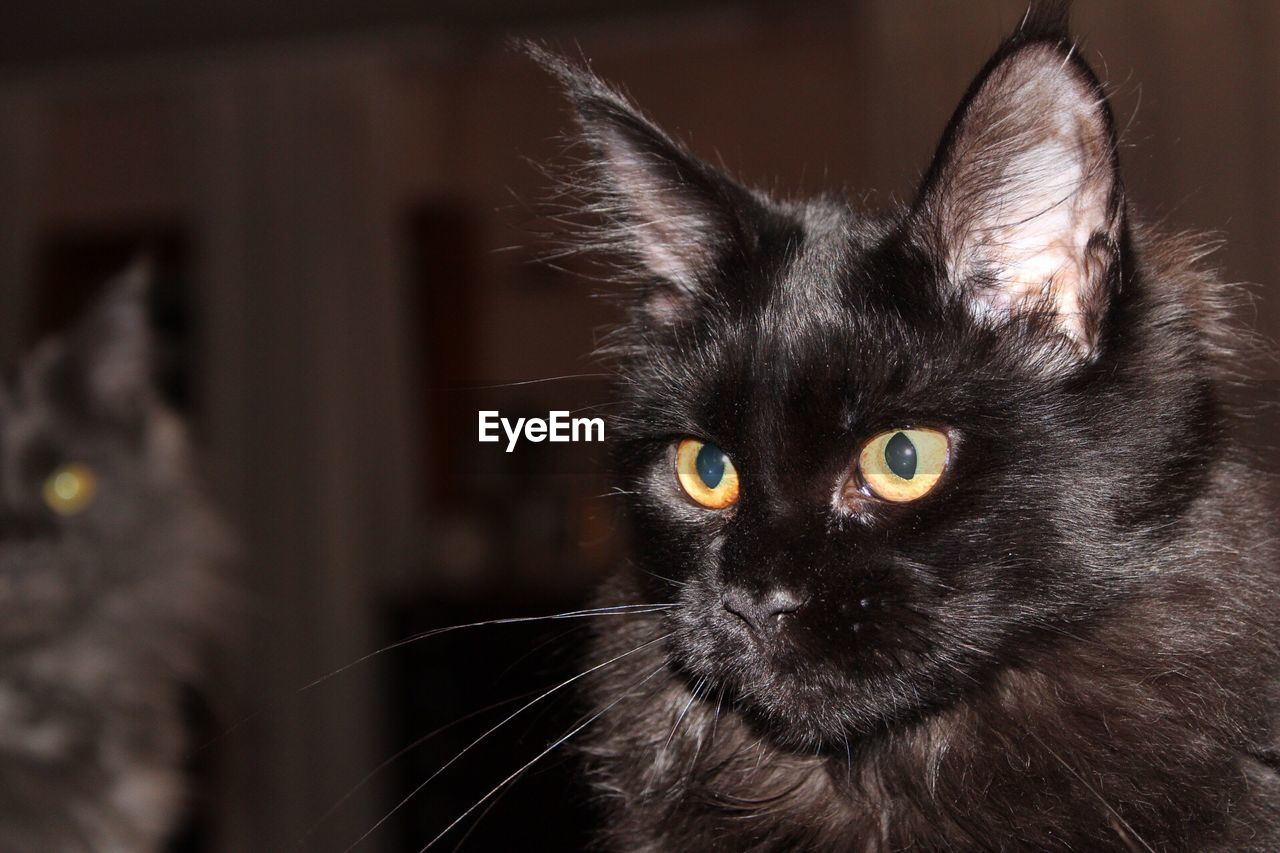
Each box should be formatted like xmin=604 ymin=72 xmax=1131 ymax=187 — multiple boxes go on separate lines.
xmin=0 ymin=267 xmax=231 ymax=851
xmin=532 ymin=4 xmax=1280 ymax=851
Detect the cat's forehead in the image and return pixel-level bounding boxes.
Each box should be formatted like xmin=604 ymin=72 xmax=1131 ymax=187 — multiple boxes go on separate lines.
xmin=730 ymin=201 xmax=934 ymax=372
xmin=632 ymin=199 xmax=988 ymax=436
xmin=650 ymin=203 xmax=1000 ymax=446
xmin=763 ymin=201 xmax=862 ymax=320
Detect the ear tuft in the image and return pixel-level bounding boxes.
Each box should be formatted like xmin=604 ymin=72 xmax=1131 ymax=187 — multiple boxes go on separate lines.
xmin=521 ymin=41 xmax=758 ymax=324
xmin=1017 ymin=0 xmax=1072 ymax=45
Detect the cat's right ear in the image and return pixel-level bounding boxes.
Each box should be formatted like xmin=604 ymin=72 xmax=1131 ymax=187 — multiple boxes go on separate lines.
xmin=525 ymin=43 xmax=760 ymax=323
xmin=41 ymin=261 xmax=154 ymax=424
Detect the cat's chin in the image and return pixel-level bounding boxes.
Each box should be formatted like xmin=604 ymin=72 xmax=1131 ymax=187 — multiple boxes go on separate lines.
xmin=670 ymin=612 xmax=908 ymax=748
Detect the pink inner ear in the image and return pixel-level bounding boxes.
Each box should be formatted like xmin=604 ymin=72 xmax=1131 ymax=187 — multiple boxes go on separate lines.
xmin=971 ymin=131 xmax=1115 ymax=345
xmin=921 ymin=43 xmax=1121 ymax=352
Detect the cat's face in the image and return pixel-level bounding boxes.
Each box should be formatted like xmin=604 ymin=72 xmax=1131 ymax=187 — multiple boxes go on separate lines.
xmin=540 ymin=24 xmax=1216 ymax=746
xmin=0 ymin=269 xmax=214 ymax=646
xmin=617 ymin=240 xmax=1118 ymax=745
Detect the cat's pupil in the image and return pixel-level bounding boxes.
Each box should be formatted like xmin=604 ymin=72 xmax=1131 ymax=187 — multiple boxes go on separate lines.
xmin=696 ymin=443 xmax=726 ymax=489
xmin=885 ymin=432 xmax=917 ymax=480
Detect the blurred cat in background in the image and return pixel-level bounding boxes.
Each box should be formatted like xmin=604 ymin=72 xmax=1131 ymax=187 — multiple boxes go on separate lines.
xmin=0 ymin=265 xmax=231 ymax=851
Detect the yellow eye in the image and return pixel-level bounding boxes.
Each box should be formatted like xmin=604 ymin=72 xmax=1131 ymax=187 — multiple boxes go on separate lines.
xmin=42 ymin=463 xmax=97 ymax=516
xmin=676 ymin=438 xmax=740 ymax=510
xmin=857 ymin=428 xmax=950 ymax=503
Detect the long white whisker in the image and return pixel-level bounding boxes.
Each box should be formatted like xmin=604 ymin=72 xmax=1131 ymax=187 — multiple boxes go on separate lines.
xmin=419 ymin=664 xmax=668 ymax=851
xmin=343 ymin=632 xmax=673 ymax=852
xmin=461 ymin=372 xmax=612 ymax=390
xmin=447 ymin=773 xmax=515 ymax=853
xmin=293 ymin=689 xmax=540 ymax=849
xmin=1026 ymin=729 xmax=1156 ymax=853
xmin=199 ymin=604 xmax=675 ymax=752
xmin=303 ymin=604 xmax=675 ymax=694
xmin=664 ymin=681 xmax=701 ymax=754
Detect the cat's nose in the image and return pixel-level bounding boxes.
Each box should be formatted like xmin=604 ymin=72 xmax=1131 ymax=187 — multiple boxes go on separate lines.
xmin=722 ymin=586 xmax=804 ymax=637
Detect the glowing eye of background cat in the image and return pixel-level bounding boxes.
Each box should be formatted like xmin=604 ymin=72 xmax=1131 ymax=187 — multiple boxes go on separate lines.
xmin=857 ymin=428 xmax=949 ymax=503
xmin=676 ymin=438 xmax=739 ymax=509
xmin=42 ymin=463 xmax=97 ymax=516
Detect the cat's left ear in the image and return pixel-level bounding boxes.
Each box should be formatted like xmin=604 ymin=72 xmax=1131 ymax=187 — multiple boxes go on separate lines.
xmin=910 ymin=18 xmax=1124 ymax=354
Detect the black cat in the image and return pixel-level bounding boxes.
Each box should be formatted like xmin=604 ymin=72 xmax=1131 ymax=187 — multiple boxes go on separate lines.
xmin=0 ymin=268 xmax=231 ymax=851
xmin=532 ymin=4 xmax=1279 ymax=850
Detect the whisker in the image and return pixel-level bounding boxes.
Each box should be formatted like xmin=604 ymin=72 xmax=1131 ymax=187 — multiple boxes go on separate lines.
xmin=304 ymin=605 xmax=676 ymax=692
xmin=492 ymin=623 xmax=590 ymax=684
xmin=568 ymin=401 xmax=621 ymax=416
xmin=593 ymin=487 xmax=638 ymax=499
xmin=293 ymin=689 xmax=542 ymax=849
xmin=344 ymin=632 xmax=673 ymax=852
xmin=458 ymin=372 xmax=612 ymax=390
xmin=642 ymin=676 xmax=702 ymax=797
xmin=682 ymin=680 xmax=714 ymax=781
xmin=664 ymin=681 xmax=702 ymax=754
xmin=1025 ymin=729 xmax=1156 ymax=853
xmin=641 ymin=568 xmax=688 ymax=589
xmin=448 ymin=777 xmax=514 ymax=853
xmin=199 ymin=604 xmax=676 ymax=752
xmin=446 ymin=655 xmax=669 ymax=848
xmin=419 ymin=664 xmax=668 ymax=851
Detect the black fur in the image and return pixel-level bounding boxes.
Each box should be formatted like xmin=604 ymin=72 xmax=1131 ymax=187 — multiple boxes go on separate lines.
xmin=530 ymin=6 xmax=1279 ymax=851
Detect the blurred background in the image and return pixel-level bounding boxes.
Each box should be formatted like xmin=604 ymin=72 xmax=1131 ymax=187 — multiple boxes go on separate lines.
xmin=0 ymin=1 xmax=1276 ymax=850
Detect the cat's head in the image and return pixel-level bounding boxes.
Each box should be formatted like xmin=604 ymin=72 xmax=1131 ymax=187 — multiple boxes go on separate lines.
xmin=0 ymin=265 xmax=223 ymax=649
xmin=538 ymin=9 xmax=1223 ymax=745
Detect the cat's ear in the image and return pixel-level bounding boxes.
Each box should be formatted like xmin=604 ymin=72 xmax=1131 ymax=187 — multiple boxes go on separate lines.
xmin=52 ymin=260 xmax=154 ymax=421
xmin=909 ymin=12 xmax=1124 ymax=353
xmin=526 ymin=43 xmax=761 ymax=322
